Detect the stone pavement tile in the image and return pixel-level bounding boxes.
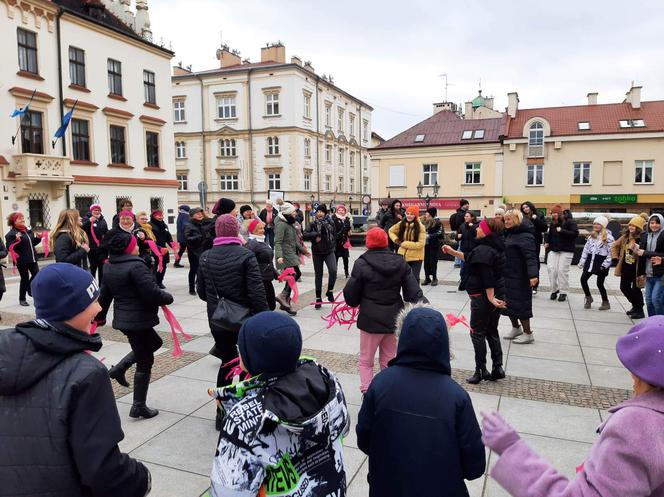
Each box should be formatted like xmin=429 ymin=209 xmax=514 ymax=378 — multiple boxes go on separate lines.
xmin=575 ymin=321 xmax=632 ymax=336
xmin=582 ymin=346 xmax=622 ymax=367
xmin=142 ymin=462 xmax=211 ymax=497
xmin=530 ymin=316 xmax=576 ymax=332
xmin=131 ymin=416 xmax=217 ymax=476
xmin=576 ymin=331 xmax=619 ymax=350
xmin=346 ymin=459 xmax=369 ymax=497
xmin=508 ymin=342 xmax=585 ymax=363
xmin=344 ymin=403 xmax=360 ymax=449
xmin=119 ymin=375 xmax=211 ymax=415
xmin=336 ymin=372 xmax=362 ymax=406
xmin=343 ymin=446 xmax=368 ymax=488
xmin=468 ymin=392 xmax=500 ymax=424
xmin=465 ymin=475 xmax=488 ymax=497
xmin=170 ymin=355 xmax=220 ymax=383
xmin=599 ymin=409 xmax=612 ymax=422
xmin=116 ymin=404 xmax=185 ymax=452
xmin=304 ymin=329 xmax=360 ymax=355
xmin=519 ymin=432 xmax=592 ymax=476
xmin=497 ymin=397 xmax=601 ymax=443
xmin=182 ymin=336 xmax=216 ymax=354
xmin=156 ymin=317 xmax=212 ymax=336
xmin=484 ymin=477 xmax=512 ymax=497
xmin=527 ymin=306 xmax=573 ymax=319
xmin=505 ymin=356 xmax=591 ymax=385
xmin=168 ymin=303 xmax=206 ymax=316
xmin=500 ymin=327 xmax=579 ymax=346
xmin=587 ymin=364 xmax=633 ymax=390
xmin=574 ymin=311 xmax=634 ymax=325
xmin=190 ymin=399 xmax=217 ymax=421
xmin=451 ymin=349 xmax=482 ymax=371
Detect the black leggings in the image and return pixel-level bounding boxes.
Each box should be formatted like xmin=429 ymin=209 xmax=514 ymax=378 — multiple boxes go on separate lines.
xmin=408 ymin=260 xmax=422 ymax=282
xmin=620 ymin=274 xmax=644 ymax=310
xmin=153 ymin=253 xmax=170 ymax=286
xmin=313 ymin=253 xmax=337 ymax=299
xmin=264 ymin=281 xmax=276 ymax=310
xmin=188 ymin=253 xmax=200 ymax=292
xmin=581 ymin=271 xmax=608 ymax=301
xmin=17 ymin=263 xmax=39 ymax=301
xmin=211 ymin=326 xmax=241 ymax=388
xmin=125 ymin=329 xmax=163 ymax=373
xmin=88 ymin=250 xmax=104 ymax=283
xmin=177 ymin=243 xmax=187 ymax=261
xmin=469 ymin=294 xmax=503 ymax=370
xmin=424 ymin=244 xmax=439 ymax=279
xmin=336 ymin=251 xmax=349 ymax=276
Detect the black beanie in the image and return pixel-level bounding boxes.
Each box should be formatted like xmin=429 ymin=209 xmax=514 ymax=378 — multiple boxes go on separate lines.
xmin=238 ymin=312 xmax=302 ymax=377
xmin=212 ymin=198 xmax=236 ymax=215
xmin=108 ymin=231 xmax=135 ymax=255
xmin=427 ymin=207 xmax=437 ymax=218
xmin=316 ymin=203 xmax=328 ymax=214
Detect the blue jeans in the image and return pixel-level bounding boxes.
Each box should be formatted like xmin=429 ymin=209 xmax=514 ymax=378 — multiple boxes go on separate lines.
xmin=645 ymin=276 xmax=664 ymax=316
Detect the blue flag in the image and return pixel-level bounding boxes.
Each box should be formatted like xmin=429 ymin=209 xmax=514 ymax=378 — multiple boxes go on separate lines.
xmin=10 ymin=104 xmax=30 ymax=118
xmin=54 ymin=108 xmax=74 ymax=138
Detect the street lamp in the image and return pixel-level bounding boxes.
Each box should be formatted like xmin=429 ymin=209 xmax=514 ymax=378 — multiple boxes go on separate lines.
xmin=432 ymin=181 xmax=440 ymax=197
xmin=349 ymin=195 xmax=353 ymax=213
xmin=416 ymin=181 xmax=424 ymax=198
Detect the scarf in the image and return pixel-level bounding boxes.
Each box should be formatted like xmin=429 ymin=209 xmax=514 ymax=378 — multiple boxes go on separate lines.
xmin=249 ymin=234 xmax=266 ymax=244
xmin=266 ymin=209 xmax=273 ymax=225
xmin=140 ymin=223 xmax=157 ymax=241
xmin=213 ymin=236 xmax=244 ymax=246
xmin=15 ymin=224 xmax=27 ymax=233
xmin=120 ymin=223 xmax=135 ymax=234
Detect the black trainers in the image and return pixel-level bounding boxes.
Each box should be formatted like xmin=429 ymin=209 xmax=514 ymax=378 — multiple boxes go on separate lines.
xmin=557 ymin=293 xmax=567 ymax=302
xmin=550 ymin=291 xmax=559 ymax=301
xmin=431 ymin=279 xmax=438 ymax=287
xmin=326 ymin=291 xmax=335 ymax=302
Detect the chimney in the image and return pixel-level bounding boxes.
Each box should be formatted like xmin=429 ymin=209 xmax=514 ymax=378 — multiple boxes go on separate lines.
xmin=625 ymin=85 xmax=642 ymax=109
xmin=303 ymin=61 xmax=315 ymax=73
xmin=173 ymin=65 xmax=191 ymax=76
xmin=507 ymin=92 xmax=519 ymax=118
xmin=464 ymin=101 xmax=473 ymax=118
xmin=261 ymin=43 xmax=286 ymax=64
xmin=135 ymin=0 xmax=152 ymax=42
xmin=587 ymin=92 xmax=598 ymax=105
xmin=216 ymin=46 xmax=241 ymax=68
xmin=484 ymin=96 xmax=494 ymax=110
xmin=290 ymin=55 xmax=302 ymax=66
xmin=433 ymin=102 xmax=458 ymax=115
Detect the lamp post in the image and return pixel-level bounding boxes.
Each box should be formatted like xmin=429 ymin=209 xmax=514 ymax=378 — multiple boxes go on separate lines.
xmin=417 ymin=181 xmax=440 ymax=210
xmin=348 ymin=195 xmax=353 ymax=214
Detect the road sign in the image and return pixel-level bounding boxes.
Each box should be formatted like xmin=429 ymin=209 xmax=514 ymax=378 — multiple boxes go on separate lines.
xmin=362 ymin=194 xmax=371 ymax=205
xmin=197 ymin=181 xmax=208 ymax=192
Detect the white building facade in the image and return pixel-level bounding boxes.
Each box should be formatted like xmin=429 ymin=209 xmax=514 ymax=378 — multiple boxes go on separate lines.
xmin=0 ymin=0 xmax=178 ymax=236
xmin=172 ymin=43 xmax=373 ymax=215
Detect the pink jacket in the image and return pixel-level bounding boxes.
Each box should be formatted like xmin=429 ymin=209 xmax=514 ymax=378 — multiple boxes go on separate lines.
xmin=491 ymin=390 xmax=664 ymax=497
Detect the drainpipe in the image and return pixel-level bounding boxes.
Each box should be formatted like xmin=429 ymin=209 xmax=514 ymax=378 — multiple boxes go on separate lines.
xmin=247 ymin=68 xmax=254 ymax=205
xmin=56 ymin=9 xmax=70 ymax=208
xmin=194 ymin=73 xmax=206 ymax=208
xmin=315 ymin=75 xmax=321 ymax=202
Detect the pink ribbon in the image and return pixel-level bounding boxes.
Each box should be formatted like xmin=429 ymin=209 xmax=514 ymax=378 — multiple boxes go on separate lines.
xmin=89 ymin=321 xmax=98 ymax=334
xmin=343 ymin=238 xmax=352 ymax=249
xmin=8 ymin=240 xmax=20 ymax=275
xmin=445 ymin=313 xmax=473 ymax=333
xmin=90 ymin=221 xmax=100 ymax=247
xmin=171 ymin=241 xmax=181 ymax=262
xmin=311 ymin=291 xmax=359 ymax=330
xmin=146 ymin=239 xmax=164 ymax=273
xmin=223 ymin=356 xmax=252 ymax=381
xmin=41 ymin=231 xmax=49 ymax=258
xmin=161 ymin=306 xmax=191 ymax=357
xmin=277 ymin=267 xmax=299 ymax=304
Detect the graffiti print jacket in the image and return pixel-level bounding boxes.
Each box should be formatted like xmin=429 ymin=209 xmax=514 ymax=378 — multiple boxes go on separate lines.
xmin=210 ymin=359 xmax=350 ymax=497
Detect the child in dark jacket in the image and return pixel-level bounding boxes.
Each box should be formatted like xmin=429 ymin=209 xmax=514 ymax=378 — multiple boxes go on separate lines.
xmin=356 ymin=305 xmax=485 ymax=497
xmin=344 ymin=227 xmax=423 ymax=393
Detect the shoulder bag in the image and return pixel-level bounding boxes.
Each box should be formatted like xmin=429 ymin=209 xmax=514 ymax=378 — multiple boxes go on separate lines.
xmin=203 ymin=254 xmax=251 ymax=333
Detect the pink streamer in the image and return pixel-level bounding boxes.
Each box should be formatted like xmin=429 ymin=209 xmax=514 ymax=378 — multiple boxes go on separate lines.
xmin=311 ymin=291 xmax=359 ymax=330
xmin=8 ymin=240 xmax=20 ymax=275
xmin=146 ymin=239 xmax=164 ymax=273
xmin=41 ymin=231 xmax=50 ymax=258
xmin=343 ymin=238 xmax=352 ymax=250
xmin=576 ymin=462 xmax=585 ymax=474
xmin=89 ymin=222 xmax=100 ymax=247
xmin=223 ymin=356 xmax=251 ymax=381
xmin=445 ymin=313 xmax=473 ymax=333
xmin=277 ymin=267 xmax=299 ymax=304
xmin=89 ymin=321 xmax=98 ymax=334
xmin=161 ymin=305 xmax=191 ymax=357
xmin=171 ymin=241 xmax=181 ymax=262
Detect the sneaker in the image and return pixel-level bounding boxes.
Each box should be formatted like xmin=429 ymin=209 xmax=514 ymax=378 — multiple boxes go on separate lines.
xmin=513 ymin=333 xmax=534 ymax=344
xmin=626 ymin=307 xmax=637 ymax=315
xmin=174 ymin=263 xmax=184 ymax=268
xmin=532 ymin=289 xmax=538 ymax=295
xmin=598 ymin=300 xmax=611 ymax=311
xmin=453 ymin=263 xmax=461 ymax=269
xmin=19 ymin=300 xmax=29 ymax=307
xmin=584 ymin=296 xmax=593 ymax=309
xmin=557 ymin=293 xmax=567 ymax=302
xmin=315 ymin=299 xmax=322 ymax=310
xmin=431 ymin=278 xmax=438 ymax=286
xmin=422 ymin=279 xmax=431 ymax=286
xmin=503 ymin=327 xmax=523 ymax=340
xmin=630 ymin=310 xmax=645 ymax=319
xmin=189 ymin=290 xmax=196 ymax=296
xmin=550 ymin=291 xmax=559 ymax=301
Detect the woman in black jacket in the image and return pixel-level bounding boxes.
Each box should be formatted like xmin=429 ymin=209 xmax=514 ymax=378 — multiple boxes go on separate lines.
xmin=502 ymin=210 xmax=539 ymax=344
xmin=97 ymin=231 xmax=173 ymax=419
xmin=184 ymin=208 xmax=214 ymax=295
xmin=333 ymin=204 xmax=352 ymax=278
xmin=444 ymin=217 xmax=506 ymax=384
xmin=520 ymin=201 xmax=547 ymax=294
xmin=422 ymin=207 xmax=444 ymax=286
xmin=5 ymin=211 xmax=43 ymax=306
xmin=344 ymin=227 xmax=423 ymax=393
xmin=196 ymin=214 xmax=269 ymax=429
xmin=458 ymin=211 xmax=478 ymax=290
xmin=82 ymin=204 xmax=108 ymax=282
xmin=149 ymin=210 xmax=173 ymax=288
xmin=379 ymin=199 xmax=405 ymax=252
xmin=52 ymin=209 xmax=90 ymax=269
xmin=304 ymin=204 xmax=338 ymax=308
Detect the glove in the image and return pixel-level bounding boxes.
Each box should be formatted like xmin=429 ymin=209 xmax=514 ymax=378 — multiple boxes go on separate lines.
xmin=481 ymin=411 xmax=520 ymax=455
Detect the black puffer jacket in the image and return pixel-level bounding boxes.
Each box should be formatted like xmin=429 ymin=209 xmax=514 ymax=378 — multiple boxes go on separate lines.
xmin=465 ymin=233 xmax=506 ymax=298
xmin=98 ymin=225 xmax=135 ymax=263
xmin=459 ymin=221 xmax=477 ymax=253
xmin=82 ymin=214 xmax=109 ymax=251
xmin=149 ymin=216 xmax=173 ymax=263
xmin=520 ymin=202 xmax=547 ymax=248
xmin=503 ymin=224 xmax=538 ymax=319
xmin=425 ymin=219 xmax=444 ymax=247
xmin=54 ymin=232 xmax=89 ymax=268
xmin=245 ymin=238 xmax=277 ymax=282
xmin=547 ymin=215 xmax=579 ymax=253
xmin=343 ymin=249 xmax=423 ymax=334
xmin=197 ymin=244 xmax=269 ymax=320
xmin=98 ymin=254 xmax=173 ymax=331
xmin=379 ymin=208 xmax=405 ymax=233
xmin=184 ymin=218 xmax=215 ymax=259
xmin=0 ymin=320 xmax=149 ymax=497
xmin=449 ymin=208 xmax=467 ymax=232
xmin=303 ymin=216 xmax=337 ymax=255
xmin=333 ymin=215 xmax=352 ymax=253
xmin=5 ymin=227 xmax=41 ymax=265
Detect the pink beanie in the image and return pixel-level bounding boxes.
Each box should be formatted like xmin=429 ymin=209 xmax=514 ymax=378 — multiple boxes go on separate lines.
xmin=215 ymin=214 xmax=240 ymax=237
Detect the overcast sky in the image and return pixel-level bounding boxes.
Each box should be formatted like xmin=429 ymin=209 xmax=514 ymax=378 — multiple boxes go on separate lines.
xmin=151 ymin=0 xmax=664 ymax=139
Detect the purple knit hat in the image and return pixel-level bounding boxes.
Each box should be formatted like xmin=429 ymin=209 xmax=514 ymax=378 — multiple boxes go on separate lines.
xmin=616 ymin=316 xmax=664 ymax=388
xmin=215 ymin=214 xmax=240 ymax=237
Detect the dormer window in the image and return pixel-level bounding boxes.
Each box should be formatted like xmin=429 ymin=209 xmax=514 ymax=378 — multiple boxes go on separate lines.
xmin=461 ymin=130 xmax=473 ymax=140
xmin=578 ymin=122 xmax=591 ymax=130
xmin=620 ymin=119 xmax=646 ymax=128
xmin=414 ymin=134 xmax=425 ymax=142
xmin=528 ymin=121 xmax=544 ymax=157
xmin=473 ymin=129 xmax=485 ymax=139
xmin=632 ymin=119 xmax=645 ymax=127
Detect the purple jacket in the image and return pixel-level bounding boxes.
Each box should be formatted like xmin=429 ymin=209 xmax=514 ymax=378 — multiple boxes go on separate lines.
xmin=492 ymin=390 xmax=664 ymax=497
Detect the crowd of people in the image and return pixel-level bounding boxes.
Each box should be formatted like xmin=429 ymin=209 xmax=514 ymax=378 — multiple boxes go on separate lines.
xmin=1 ymin=195 xmax=663 ymax=497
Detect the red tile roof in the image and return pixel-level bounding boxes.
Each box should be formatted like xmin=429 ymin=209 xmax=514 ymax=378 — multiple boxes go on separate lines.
xmin=374 ymin=111 xmax=503 ymax=150
xmin=505 ymin=100 xmax=664 ymax=139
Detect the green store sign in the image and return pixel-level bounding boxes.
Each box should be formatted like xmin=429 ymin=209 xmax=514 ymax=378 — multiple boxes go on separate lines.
xmin=580 ymin=194 xmax=637 ymax=204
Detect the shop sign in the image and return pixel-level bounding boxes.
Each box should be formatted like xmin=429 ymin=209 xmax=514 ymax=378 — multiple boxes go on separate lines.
xmin=400 ymin=198 xmax=461 ymax=210
xmin=579 ymin=194 xmax=637 ymax=204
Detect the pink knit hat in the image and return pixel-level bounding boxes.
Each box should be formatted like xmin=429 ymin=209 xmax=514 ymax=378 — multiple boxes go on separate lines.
xmin=215 ymin=214 xmax=240 ymax=237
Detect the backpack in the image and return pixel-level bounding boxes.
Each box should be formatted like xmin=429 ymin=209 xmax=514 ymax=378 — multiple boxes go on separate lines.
xmin=449 ymin=212 xmax=458 ymax=231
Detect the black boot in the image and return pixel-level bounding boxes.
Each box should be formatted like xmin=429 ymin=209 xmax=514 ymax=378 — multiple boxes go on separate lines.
xmin=315 ymin=298 xmax=322 ymax=310
xmin=326 ymin=290 xmax=335 ymax=302
xmin=629 ymin=308 xmax=645 ymax=319
xmin=129 ymin=372 xmax=159 ymax=419
xmin=431 ymin=278 xmax=438 ymax=287
xmin=466 ymin=368 xmax=490 ymax=384
xmin=108 ymin=351 xmax=135 ymax=387
xmin=490 ymin=365 xmax=506 ymax=381
xmin=422 ymin=278 xmax=431 ymax=286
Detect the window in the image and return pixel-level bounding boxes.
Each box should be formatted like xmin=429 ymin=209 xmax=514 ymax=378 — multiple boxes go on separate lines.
xmin=325 ymin=144 xmax=332 ymax=162
xmin=578 ymin=121 xmax=591 ymax=130
xmin=363 ymin=155 xmax=368 ymax=172
xmin=632 ymin=119 xmax=645 ymax=127
xmin=325 ymin=104 xmax=332 ymax=127
xmin=423 ymin=164 xmax=438 ymax=186
xmin=464 ymin=162 xmax=481 ymax=184
xmin=71 ymin=119 xmax=90 ymax=161
xmin=20 ymin=111 xmax=43 ymax=154
xmin=324 ymin=175 xmax=331 ymax=191
xmin=217 ymin=95 xmax=236 ymax=119
xmin=338 ymin=148 xmax=345 ymax=165
xmin=635 ymin=160 xmax=654 ymax=184
xmin=143 ymin=70 xmax=156 ymax=104
xmin=303 ymin=93 xmax=311 ymax=118
xmin=362 ymin=120 xmax=368 ymax=140
xmin=145 ymin=131 xmax=160 ymax=167
xmin=338 ymin=108 xmax=345 ymax=134
xmin=220 ymin=139 xmax=236 ymax=156
xmin=109 ymin=125 xmax=126 ymax=164
xmin=17 ymin=28 xmax=38 ymax=74
xmin=267 ymin=173 xmax=281 ymax=190
xmin=388 ymin=165 xmax=405 ymax=186
xmin=349 ymin=151 xmax=355 ymax=167
xmin=28 ymin=198 xmax=46 ymax=229
xmin=175 ymin=141 xmax=186 ymax=159
xmin=527 ymin=164 xmax=544 ymax=186
xmin=107 ymin=59 xmax=122 ymax=96
xmin=349 ymin=114 xmax=355 ymax=136
xmin=528 ymin=122 xmax=544 ymax=157
xmin=304 ymin=173 xmax=311 ymax=190
xmin=414 ymin=134 xmax=425 ymax=142
xmin=74 ymin=196 xmax=95 ymax=218
xmin=220 ymin=174 xmax=239 ymax=191
xmin=177 ymin=174 xmax=188 ymax=191
xmin=338 ymin=176 xmax=344 ymax=192
xmin=461 ymin=130 xmax=473 ymax=140
xmin=304 ymin=138 xmax=311 ymax=157
xmin=620 ymin=119 xmax=646 ymax=128
xmin=473 ymin=129 xmax=485 ymax=139
xmin=173 ymin=100 xmax=185 ymax=122
xmin=363 ymin=177 xmax=368 ymax=194
xmin=350 ymin=178 xmax=355 ymax=193
xmin=267 ymin=136 xmax=279 ymax=155
xmin=150 ymin=197 xmax=163 ymax=213
xmin=266 ymin=93 xmax=279 ymax=116
xmin=573 ymin=162 xmax=591 ymax=185
xmin=69 ymin=46 xmax=85 ymax=87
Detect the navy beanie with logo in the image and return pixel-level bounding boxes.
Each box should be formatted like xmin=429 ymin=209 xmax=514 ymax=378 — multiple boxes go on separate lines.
xmin=238 ymin=312 xmax=302 ymax=377
xmin=31 ymin=263 xmax=100 ymax=322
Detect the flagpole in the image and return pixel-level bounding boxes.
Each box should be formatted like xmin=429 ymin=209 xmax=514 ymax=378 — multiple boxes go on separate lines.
xmin=10 ymin=88 xmax=37 ymax=146
xmin=52 ymin=99 xmax=77 ymax=149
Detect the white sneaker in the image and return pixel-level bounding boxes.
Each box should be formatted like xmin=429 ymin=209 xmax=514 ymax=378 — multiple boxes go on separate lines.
xmin=503 ymin=327 xmax=523 ymax=339
xmin=513 ymin=333 xmax=534 ymax=344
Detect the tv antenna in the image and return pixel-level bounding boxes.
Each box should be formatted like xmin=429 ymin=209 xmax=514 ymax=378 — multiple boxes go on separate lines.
xmin=437 ymin=73 xmax=455 ymax=102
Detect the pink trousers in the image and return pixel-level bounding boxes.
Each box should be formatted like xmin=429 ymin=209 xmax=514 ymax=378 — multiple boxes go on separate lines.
xmin=359 ymin=331 xmax=397 ymax=393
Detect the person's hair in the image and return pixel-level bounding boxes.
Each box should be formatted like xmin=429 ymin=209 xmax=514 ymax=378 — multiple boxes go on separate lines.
xmin=460 ymin=198 xmax=469 ymax=207
xmin=590 ymin=226 xmax=609 ymax=244
xmin=119 ymin=199 xmax=132 ymax=209
xmin=51 ymin=209 xmax=88 ymax=250
xmin=505 ymin=209 xmax=523 ymax=225
xmin=7 ymin=212 xmax=24 ymax=227
xmin=464 ymin=211 xmax=477 ymax=221
xmin=389 ymin=199 xmax=402 ymax=214
xmin=397 ymin=215 xmax=421 ymax=242
xmin=136 ymin=211 xmax=149 ymax=223
xmin=484 ymin=217 xmax=504 ymax=234
xmin=623 ymin=224 xmax=643 ymax=241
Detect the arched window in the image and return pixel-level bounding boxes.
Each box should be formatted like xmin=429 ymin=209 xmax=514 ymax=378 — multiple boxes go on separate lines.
xmin=219 ymin=138 xmax=236 ymax=157
xmin=175 ymin=141 xmax=186 ymax=158
xmin=267 ymin=136 xmax=279 ymax=155
xmin=528 ymin=122 xmax=544 ymax=157
xmin=304 ymin=138 xmax=311 ymax=157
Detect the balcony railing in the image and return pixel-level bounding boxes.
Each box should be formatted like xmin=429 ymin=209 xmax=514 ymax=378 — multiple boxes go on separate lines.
xmin=9 ymin=153 xmax=74 ymax=198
